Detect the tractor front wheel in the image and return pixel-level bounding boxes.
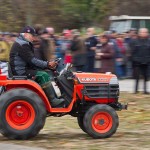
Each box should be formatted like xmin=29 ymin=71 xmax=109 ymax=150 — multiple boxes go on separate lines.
xmin=83 ymin=104 xmax=119 ymax=139
xmin=0 ymin=88 xmax=46 ymax=140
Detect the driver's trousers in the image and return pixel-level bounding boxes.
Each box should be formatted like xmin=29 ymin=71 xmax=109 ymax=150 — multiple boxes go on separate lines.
xmin=35 ymin=71 xmax=52 ymax=85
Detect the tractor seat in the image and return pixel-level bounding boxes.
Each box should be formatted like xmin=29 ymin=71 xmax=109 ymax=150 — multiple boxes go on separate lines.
xmin=7 ymin=63 xmax=27 ymax=80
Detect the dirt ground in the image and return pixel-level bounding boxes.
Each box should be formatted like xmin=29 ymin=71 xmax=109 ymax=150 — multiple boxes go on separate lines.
xmin=0 ymin=93 xmax=149 ymax=150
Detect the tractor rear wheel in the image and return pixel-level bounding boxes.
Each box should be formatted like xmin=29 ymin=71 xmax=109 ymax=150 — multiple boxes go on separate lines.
xmin=83 ymin=104 xmax=119 ymax=139
xmin=0 ymin=88 xmax=46 ymax=140
xmin=77 ymin=115 xmax=87 ymax=133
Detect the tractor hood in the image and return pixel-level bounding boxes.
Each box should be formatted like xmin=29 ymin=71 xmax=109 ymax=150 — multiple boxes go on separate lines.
xmin=74 ymin=72 xmax=118 ymax=84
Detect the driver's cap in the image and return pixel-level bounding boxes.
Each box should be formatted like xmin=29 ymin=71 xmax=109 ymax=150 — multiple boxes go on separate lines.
xmin=21 ymin=26 xmax=37 ymax=35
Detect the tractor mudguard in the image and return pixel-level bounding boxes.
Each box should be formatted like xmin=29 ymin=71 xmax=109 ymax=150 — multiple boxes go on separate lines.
xmin=0 ymin=79 xmax=51 ymax=112
xmin=0 ymin=78 xmax=78 ymax=113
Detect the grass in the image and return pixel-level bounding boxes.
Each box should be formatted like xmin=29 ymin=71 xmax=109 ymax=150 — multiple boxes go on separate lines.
xmin=0 ymin=93 xmax=150 ymax=150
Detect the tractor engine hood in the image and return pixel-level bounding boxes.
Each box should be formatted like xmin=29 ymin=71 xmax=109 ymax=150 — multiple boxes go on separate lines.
xmin=74 ymin=73 xmax=118 ymax=84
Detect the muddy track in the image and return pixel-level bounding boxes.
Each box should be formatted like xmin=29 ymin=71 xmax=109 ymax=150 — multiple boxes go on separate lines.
xmin=0 ymin=93 xmax=149 ymax=150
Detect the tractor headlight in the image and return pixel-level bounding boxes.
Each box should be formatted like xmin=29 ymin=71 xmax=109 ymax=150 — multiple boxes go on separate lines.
xmin=109 ymin=77 xmax=119 ymax=85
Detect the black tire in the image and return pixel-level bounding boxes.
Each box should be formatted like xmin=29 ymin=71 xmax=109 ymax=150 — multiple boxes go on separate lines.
xmin=77 ymin=115 xmax=87 ymax=133
xmin=83 ymin=104 xmax=119 ymax=139
xmin=0 ymin=88 xmax=47 ymax=140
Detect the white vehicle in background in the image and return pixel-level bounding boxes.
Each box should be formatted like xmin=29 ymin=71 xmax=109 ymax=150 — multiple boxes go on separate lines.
xmin=109 ymin=15 xmax=150 ymax=33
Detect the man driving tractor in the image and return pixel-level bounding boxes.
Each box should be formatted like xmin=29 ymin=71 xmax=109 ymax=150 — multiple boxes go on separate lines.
xmin=9 ymin=26 xmax=65 ymax=107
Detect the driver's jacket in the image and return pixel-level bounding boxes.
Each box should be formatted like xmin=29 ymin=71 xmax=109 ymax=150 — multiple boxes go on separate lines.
xmin=9 ymin=35 xmax=48 ymax=77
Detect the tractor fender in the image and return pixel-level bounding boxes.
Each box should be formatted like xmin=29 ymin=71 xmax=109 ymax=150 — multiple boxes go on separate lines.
xmin=1 ymin=79 xmax=51 ymax=112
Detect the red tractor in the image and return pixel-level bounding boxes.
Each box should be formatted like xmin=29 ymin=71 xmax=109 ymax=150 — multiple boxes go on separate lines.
xmin=0 ymin=59 xmax=127 ymax=140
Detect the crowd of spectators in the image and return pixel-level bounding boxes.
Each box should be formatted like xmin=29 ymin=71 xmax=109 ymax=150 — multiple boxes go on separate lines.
xmin=0 ymin=26 xmax=150 ymax=82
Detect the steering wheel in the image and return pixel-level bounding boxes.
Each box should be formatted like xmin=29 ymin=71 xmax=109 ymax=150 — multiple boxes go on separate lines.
xmin=49 ymin=58 xmax=62 ymax=73
xmin=54 ymin=58 xmax=62 ymax=63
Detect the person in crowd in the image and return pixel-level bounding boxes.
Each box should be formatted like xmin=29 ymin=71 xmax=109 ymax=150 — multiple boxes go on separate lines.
xmin=62 ymin=30 xmax=72 ymax=64
xmin=109 ymin=30 xmax=118 ymax=41
xmin=95 ymin=34 xmax=115 ymax=73
xmin=9 ymin=26 xmax=65 ymax=107
xmin=33 ymin=25 xmax=42 ymax=60
xmin=115 ymin=33 xmax=127 ymax=78
xmin=0 ymin=32 xmax=3 ymax=41
xmin=0 ymin=32 xmax=17 ymax=76
xmin=55 ymin=35 xmax=63 ymax=59
xmin=35 ymin=27 xmax=56 ymax=62
xmin=46 ymin=27 xmax=55 ymax=40
xmin=56 ymin=34 xmax=69 ymax=58
xmin=130 ymin=28 xmax=150 ymax=94
xmin=107 ymin=30 xmax=121 ymax=75
xmin=36 ymin=29 xmax=50 ymax=61
xmin=55 ymin=34 xmax=65 ymax=71
xmin=70 ymin=29 xmax=86 ymax=72
xmin=0 ymin=32 xmax=12 ymax=62
xmin=46 ymin=27 xmax=56 ymax=59
xmin=10 ymin=33 xmax=18 ymax=43
xmin=85 ymin=28 xmax=98 ymax=72
xmin=94 ymin=36 xmax=102 ymax=72
xmin=124 ymin=29 xmax=138 ymax=78
xmin=124 ymin=28 xmax=138 ymax=44
xmin=34 ymin=24 xmax=44 ymax=35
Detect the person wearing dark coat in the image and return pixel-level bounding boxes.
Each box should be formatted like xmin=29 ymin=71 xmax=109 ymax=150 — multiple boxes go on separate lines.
xmin=85 ymin=28 xmax=98 ymax=72
xmin=130 ymin=28 xmax=150 ymax=94
xmin=9 ymin=26 xmax=64 ymax=107
xmin=34 ymin=28 xmax=56 ymax=62
xmin=96 ymin=35 xmax=115 ymax=73
xmin=70 ymin=30 xmax=87 ymax=72
xmin=36 ymin=29 xmax=51 ymax=61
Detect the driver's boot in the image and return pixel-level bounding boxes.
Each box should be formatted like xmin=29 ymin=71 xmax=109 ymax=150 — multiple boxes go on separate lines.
xmin=42 ymin=82 xmax=65 ymax=108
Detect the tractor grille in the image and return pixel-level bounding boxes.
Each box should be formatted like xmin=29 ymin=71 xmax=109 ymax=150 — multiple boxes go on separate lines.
xmin=84 ymin=84 xmax=119 ymax=98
